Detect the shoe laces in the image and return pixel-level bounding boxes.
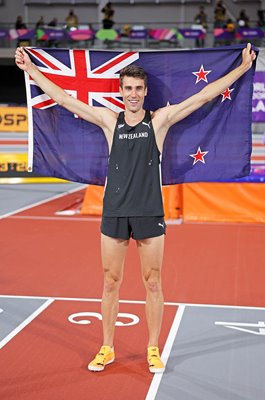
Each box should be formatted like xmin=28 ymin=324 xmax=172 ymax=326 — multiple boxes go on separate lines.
xmin=95 ymin=346 xmax=112 ymax=365
xmin=148 ymin=347 xmax=162 ymax=367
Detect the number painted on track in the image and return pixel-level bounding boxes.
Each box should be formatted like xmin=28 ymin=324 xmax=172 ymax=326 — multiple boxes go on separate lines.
xmin=68 ymin=311 xmax=140 ymax=326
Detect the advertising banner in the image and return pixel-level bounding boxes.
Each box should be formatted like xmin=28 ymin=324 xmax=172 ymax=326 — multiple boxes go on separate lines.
xmin=0 ymin=107 xmax=28 ymax=132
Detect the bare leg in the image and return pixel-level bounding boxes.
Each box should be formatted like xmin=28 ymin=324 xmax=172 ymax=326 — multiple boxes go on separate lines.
xmin=101 ymin=233 xmax=129 ymax=347
xmin=137 ymin=235 xmax=164 ymax=347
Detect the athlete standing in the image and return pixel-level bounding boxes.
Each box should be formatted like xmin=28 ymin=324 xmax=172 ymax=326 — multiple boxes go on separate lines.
xmin=15 ymin=44 xmax=255 ymax=373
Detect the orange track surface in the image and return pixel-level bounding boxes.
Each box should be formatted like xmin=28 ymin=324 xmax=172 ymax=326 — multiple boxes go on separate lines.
xmin=1 ymin=190 xmax=265 ymax=306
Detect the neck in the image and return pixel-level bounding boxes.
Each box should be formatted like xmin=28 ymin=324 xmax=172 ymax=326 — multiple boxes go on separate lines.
xmin=124 ymin=109 xmax=145 ymax=126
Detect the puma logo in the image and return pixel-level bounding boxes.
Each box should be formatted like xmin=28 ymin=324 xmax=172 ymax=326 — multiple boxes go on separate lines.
xmin=142 ymin=121 xmax=151 ymax=129
xmin=158 ymin=222 xmax=164 ymax=228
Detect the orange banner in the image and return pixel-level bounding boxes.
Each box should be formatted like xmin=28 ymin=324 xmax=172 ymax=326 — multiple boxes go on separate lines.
xmin=0 ymin=107 xmax=28 ymax=132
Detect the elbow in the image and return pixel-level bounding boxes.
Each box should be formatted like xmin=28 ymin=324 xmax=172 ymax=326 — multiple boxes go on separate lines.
xmin=56 ymin=92 xmax=69 ymax=107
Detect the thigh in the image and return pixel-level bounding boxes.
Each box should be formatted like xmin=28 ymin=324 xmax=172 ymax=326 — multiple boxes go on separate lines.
xmin=136 ymin=235 xmax=165 ymax=279
xmin=101 ymin=233 xmax=129 ymax=279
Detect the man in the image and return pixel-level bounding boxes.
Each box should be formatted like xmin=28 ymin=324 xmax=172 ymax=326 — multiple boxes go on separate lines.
xmin=15 ymin=44 xmax=255 ymax=373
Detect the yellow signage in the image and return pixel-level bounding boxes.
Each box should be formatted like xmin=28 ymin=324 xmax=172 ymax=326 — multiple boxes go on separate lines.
xmin=0 ymin=107 xmax=28 ymax=132
xmin=0 ymin=153 xmax=66 ymax=183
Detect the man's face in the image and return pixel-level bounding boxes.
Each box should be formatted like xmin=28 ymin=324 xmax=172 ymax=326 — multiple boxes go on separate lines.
xmin=119 ymin=76 xmax=147 ymax=113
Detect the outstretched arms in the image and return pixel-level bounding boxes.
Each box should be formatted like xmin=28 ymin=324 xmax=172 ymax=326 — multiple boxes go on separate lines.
xmin=15 ymin=47 xmax=117 ymax=146
xmin=152 ymin=43 xmax=256 ymax=152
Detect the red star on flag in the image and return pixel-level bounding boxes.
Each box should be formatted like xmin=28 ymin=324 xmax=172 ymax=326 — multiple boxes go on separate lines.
xmin=221 ymin=87 xmax=235 ymax=102
xmin=190 ymin=146 xmax=209 ymax=165
xmin=192 ymin=65 xmax=211 ymax=84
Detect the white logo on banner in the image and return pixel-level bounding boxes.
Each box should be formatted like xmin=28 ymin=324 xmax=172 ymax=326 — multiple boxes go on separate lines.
xmin=68 ymin=312 xmax=140 ymax=326
xmin=253 ymin=81 xmax=265 ymax=115
xmin=215 ymin=320 xmax=265 ymax=335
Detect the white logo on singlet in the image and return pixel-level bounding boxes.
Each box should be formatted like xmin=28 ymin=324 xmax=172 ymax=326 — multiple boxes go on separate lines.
xmin=118 ymin=124 xmax=125 ymax=129
xmin=142 ymin=121 xmax=151 ymax=129
xmin=158 ymin=222 xmax=164 ymax=228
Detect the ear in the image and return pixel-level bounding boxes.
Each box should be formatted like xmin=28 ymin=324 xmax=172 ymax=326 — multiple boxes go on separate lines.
xmin=119 ymin=85 xmax=123 ymax=96
xmin=145 ymin=86 xmax=148 ymax=97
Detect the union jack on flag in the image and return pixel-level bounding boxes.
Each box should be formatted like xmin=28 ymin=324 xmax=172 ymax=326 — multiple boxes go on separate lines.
xmin=25 ymin=46 xmax=256 ymax=185
xmin=26 ymin=48 xmax=139 ymax=111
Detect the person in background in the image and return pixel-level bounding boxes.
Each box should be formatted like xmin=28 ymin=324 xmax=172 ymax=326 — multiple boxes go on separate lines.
xmin=214 ymin=0 xmax=226 ymax=28
xmin=48 ymin=17 xmax=58 ymax=27
xmin=224 ymin=18 xmax=236 ymax=45
xmin=15 ymin=16 xmax=27 ymax=30
xmin=15 ymin=16 xmax=28 ymax=47
xmin=47 ymin=18 xmax=60 ymax=47
xmin=237 ymin=9 xmax=250 ymax=28
xmin=101 ymin=2 xmax=115 ymax=29
xmin=194 ymin=6 xmax=208 ymax=47
xmin=35 ymin=16 xmax=45 ymax=29
xmin=65 ymin=9 xmax=79 ymax=30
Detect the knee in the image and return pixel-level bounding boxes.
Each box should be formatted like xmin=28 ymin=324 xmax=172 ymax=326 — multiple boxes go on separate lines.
xmin=143 ymin=268 xmax=161 ymax=294
xmin=103 ymin=269 xmax=122 ymax=294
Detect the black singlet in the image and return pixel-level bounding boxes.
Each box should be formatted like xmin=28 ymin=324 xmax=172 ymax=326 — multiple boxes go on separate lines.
xmin=103 ymin=110 xmax=164 ymax=217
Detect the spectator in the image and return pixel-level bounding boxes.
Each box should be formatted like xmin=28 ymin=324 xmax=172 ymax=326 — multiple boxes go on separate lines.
xmin=237 ymin=9 xmax=250 ymax=28
xmin=15 ymin=16 xmax=29 ymax=47
xmin=47 ymin=18 xmax=60 ymax=47
xmin=224 ymin=18 xmax=236 ymax=45
xmin=101 ymin=2 xmax=115 ymax=29
xmin=48 ymin=17 xmax=58 ymax=27
xmin=194 ymin=6 xmax=208 ymax=47
xmin=65 ymin=9 xmax=79 ymax=30
xmin=15 ymin=16 xmax=27 ymax=30
xmin=121 ymin=24 xmax=131 ymax=37
xmin=214 ymin=0 xmax=226 ymax=28
xmin=36 ymin=16 xmax=45 ymax=29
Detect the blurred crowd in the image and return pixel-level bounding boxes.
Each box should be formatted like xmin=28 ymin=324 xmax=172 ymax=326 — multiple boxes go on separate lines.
xmin=13 ymin=1 xmax=265 ymax=49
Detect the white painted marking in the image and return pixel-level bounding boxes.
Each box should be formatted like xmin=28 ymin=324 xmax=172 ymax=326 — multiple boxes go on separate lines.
xmin=145 ymin=304 xmax=185 ymax=400
xmin=0 ymin=308 xmax=3 ymax=314
xmin=215 ymin=321 xmax=265 ymax=335
xmin=1 ymin=295 xmax=265 ymax=311
xmin=0 ymin=298 xmax=54 ymax=350
xmin=9 ymin=215 xmax=101 ymax=222
xmin=0 ymin=185 xmax=85 ymax=220
xmin=68 ymin=312 xmax=139 ymax=326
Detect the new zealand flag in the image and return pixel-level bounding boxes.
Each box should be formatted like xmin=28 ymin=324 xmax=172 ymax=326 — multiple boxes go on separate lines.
xmin=25 ymin=45 xmax=256 ymax=185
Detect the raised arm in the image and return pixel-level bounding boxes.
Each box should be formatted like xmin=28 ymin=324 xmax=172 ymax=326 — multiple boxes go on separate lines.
xmin=15 ymin=47 xmax=117 ymax=146
xmin=152 ymin=43 xmax=256 ymax=151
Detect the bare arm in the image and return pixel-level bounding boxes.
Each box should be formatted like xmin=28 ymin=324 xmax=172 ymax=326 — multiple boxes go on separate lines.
xmin=153 ymin=43 xmax=256 ymax=151
xmin=15 ymin=47 xmax=117 ymax=146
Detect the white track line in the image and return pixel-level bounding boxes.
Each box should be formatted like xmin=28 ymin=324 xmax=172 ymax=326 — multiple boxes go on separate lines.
xmin=9 ymin=215 xmax=101 ymax=222
xmin=0 ymin=298 xmax=54 ymax=350
xmin=0 ymin=295 xmax=265 ymax=310
xmin=0 ymin=185 xmax=85 ymax=220
xmin=145 ymin=304 xmax=186 ymax=400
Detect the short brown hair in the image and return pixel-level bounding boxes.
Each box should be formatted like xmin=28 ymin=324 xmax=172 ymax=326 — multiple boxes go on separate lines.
xmin=119 ymin=65 xmax=147 ymax=87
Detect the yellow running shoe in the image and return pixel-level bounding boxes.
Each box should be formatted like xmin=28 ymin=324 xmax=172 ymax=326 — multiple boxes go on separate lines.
xmin=88 ymin=345 xmax=115 ymax=372
xmin=147 ymin=346 xmax=165 ymax=373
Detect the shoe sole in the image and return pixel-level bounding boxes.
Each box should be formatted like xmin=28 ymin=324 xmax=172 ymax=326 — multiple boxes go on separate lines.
xmin=88 ymin=357 xmax=115 ymax=372
xmin=149 ymin=367 xmax=165 ymax=373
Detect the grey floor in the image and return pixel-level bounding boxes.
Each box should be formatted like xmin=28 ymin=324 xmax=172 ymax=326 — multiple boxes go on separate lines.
xmin=0 ymin=182 xmax=86 ymax=218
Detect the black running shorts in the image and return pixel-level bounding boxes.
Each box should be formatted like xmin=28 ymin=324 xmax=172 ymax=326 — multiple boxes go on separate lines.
xmin=101 ymin=216 xmax=166 ymax=240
